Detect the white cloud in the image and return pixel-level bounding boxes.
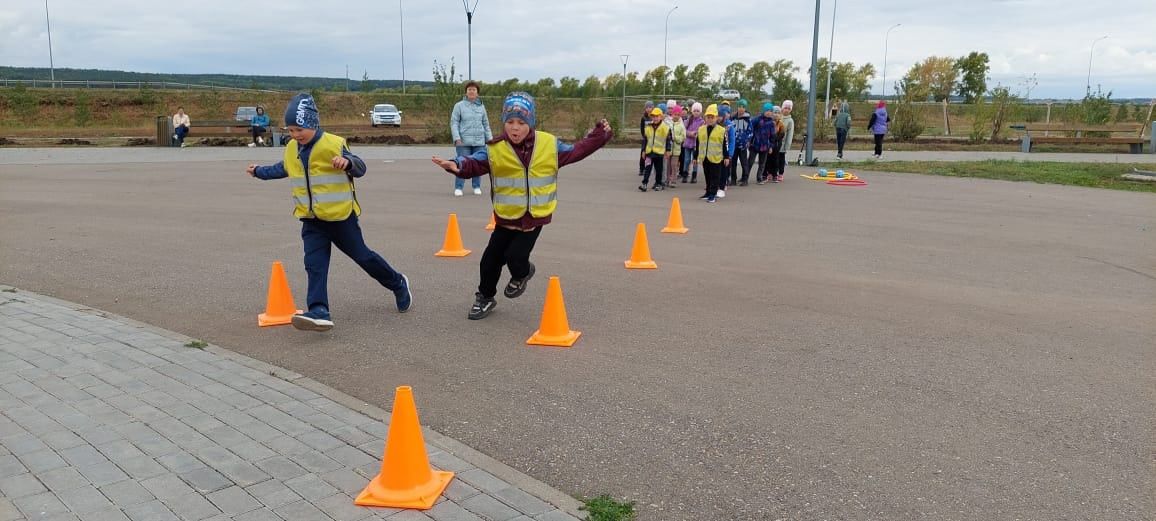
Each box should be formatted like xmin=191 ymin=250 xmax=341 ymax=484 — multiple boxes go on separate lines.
xmin=2 ymin=0 xmax=1154 ymax=99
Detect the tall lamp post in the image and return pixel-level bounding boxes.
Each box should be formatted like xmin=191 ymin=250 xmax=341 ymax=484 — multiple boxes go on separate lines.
xmin=620 ymin=54 xmax=630 ymax=133
xmin=823 ymin=0 xmax=837 ymax=118
xmin=880 ymin=23 xmax=901 ymax=99
xmin=663 ymin=5 xmax=678 ymax=98
xmin=1086 ymin=35 xmax=1108 ymax=95
xmin=399 ymin=0 xmax=406 ymax=93
xmin=803 ymin=0 xmax=821 ymax=166
xmin=462 ymin=0 xmax=480 ymax=80
xmin=44 ymin=0 xmax=55 ymax=87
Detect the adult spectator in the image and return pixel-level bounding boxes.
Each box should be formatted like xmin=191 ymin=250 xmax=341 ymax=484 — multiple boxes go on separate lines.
xmin=834 ymin=101 xmax=851 ymax=159
xmin=248 ymin=106 xmax=270 ymax=147
xmin=172 ymin=107 xmax=190 ymax=147
xmin=449 ymin=81 xmax=493 ymax=196
xmin=867 ymin=101 xmax=890 ymax=159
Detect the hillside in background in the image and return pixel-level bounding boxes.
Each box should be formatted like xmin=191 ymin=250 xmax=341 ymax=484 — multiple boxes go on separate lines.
xmin=0 ymin=67 xmax=432 ymax=92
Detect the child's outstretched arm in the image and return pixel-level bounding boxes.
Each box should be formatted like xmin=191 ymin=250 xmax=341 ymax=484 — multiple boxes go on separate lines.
xmin=431 ymin=148 xmax=490 ymax=179
xmin=558 ymin=119 xmax=614 ymax=167
xmin=246 ymin=161 xmax=287 ymax=180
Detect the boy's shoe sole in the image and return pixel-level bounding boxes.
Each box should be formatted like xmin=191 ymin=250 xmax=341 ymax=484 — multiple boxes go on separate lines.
xmin=503 ymin=263 xmax=535 ymax=299
xmin=291 ymin=314 xmax=334 ymax=332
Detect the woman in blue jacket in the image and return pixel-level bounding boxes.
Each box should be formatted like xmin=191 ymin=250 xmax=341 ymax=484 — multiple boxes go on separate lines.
xmin=449 ymin=81 xmax=494 ymax=196
xmin=249 ymin=106 xmax=271 ymax=147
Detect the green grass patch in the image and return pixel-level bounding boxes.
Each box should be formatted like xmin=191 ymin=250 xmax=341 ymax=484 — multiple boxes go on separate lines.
xmin=581 ymin=495 xmax=636 ymax=521
xmin=1 ymin=288 xmax=16 ymax=293
xmin=184 ymin=340 xmax=208 ymax=349
xmin=838 ymin=160 xmax=1156 ymax=193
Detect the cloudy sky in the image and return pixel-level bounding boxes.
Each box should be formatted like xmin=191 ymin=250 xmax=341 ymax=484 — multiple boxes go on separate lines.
xmin=3 ymin=0 xmax=1154 ymax=100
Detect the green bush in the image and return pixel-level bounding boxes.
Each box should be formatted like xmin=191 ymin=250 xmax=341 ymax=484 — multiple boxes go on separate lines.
xmin=889 ymin=99 xmax=924 ymax=141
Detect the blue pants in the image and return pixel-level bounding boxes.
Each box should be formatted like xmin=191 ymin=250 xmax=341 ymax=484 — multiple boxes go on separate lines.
xmin=174 ymin=125 xmax=188 ymax=146
xmin=301 ymin=214 xmax=403 ymax=312
xmin=454 ymin=145 xmax=484 ymax=190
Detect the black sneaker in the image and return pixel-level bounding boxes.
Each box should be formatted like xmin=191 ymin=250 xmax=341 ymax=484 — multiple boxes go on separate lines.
xmin=690 ymin=178 xmax=698 ymax=184
xmin=637 ymin=184 xmax=647 ymax=192
xmin=503 ymin=262 xmax=535 ymax=299
xmin=392 ymin=274 xmax=412 ymax=313
xmin=698 ymin=193 xmax=709 ymax=200
xmin=739 ymin=180 xmax=749 ymax=186
xmin=292 ymin=308 xmax=334 ymax=332
xmin=468 ymin=293 xmax=496 ymax=320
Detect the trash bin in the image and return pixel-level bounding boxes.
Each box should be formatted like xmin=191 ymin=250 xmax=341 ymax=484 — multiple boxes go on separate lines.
xmin=156 ymin=116 xmax=174 ymax=147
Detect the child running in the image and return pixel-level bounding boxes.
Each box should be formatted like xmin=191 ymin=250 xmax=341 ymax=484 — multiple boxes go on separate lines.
xmin=246 ymin=93 xmax=412 ymax=332
xmin=431 ymin=92 xmax=613 ymax=320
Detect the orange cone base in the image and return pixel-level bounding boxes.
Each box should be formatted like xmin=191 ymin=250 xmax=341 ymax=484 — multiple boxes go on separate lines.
xmin=435 ymin=248 xmax=471 ymax=257
xmin=625 ymin=260 xmax=658 ymax=269
xmin=258 ymin=310 xmax=302 ymax=327
xmin=527 ymin=328 xmax=581 ymax=347
xmin=661 ymin=226 xmax=688 ymax=234
xmin=354 ymin=470 xmax=454 ymax=510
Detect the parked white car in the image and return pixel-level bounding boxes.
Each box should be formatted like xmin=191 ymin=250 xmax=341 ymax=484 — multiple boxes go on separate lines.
xmin=717 ymin=89 xmax=741 ymax=100
xmin=370 ymin=104 xmax=402 ymax=127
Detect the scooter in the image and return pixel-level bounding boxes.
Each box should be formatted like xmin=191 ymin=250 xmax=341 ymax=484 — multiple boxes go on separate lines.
xmin=795 ymin=133 xmax=820 ymax=167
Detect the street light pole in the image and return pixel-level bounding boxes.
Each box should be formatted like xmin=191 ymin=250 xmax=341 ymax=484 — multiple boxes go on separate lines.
xmin=881 ymin=23 xmax=901 ymax=99
xmin=44 ymin=0 xmax=55 ymax=87
xmin=1086 ymin=35 xmax=1108 ymax=96
xmin=620 ymin=54 xmax=630 ymax=133
xmin=823 ymin=0 xmax=837 ymax=118
xmin=804 ymin=0 xmax=821 ymax=166
xmin=663 ymin=5 xmax=678 ymax=98
xmin=399 ymin=0 xmax=406 ymax=93
xmin=462 ymin=0 xmax=480 ymax=81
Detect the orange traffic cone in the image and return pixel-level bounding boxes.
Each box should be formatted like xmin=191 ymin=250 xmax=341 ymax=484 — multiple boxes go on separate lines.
xmin=527 ymin=276 xmax=581 ymax=347
xmin=661 ymin=197 xmax=689 ymax=234
xmin=435 ymin=213 xmax=471 ymax=257
xmin=624 ymin=223 xmax=658 ymax=269
xmin=485 ymin=213 xmax=495 ymax=231
xmin=355 ymin=386 xmax=454 ymax=510
xmin=257 ymin=261 xmax=302 ymax=327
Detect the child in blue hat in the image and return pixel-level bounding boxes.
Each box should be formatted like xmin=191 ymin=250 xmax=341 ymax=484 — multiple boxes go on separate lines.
xmin=246 ymin=93 xmax=412 ymax=332
xmin=431 ymin=92 xmax=613 ymax=320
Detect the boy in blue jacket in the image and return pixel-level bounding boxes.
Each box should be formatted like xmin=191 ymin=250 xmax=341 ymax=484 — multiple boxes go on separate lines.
xmin=246 ymin=94 xmax=412 ymax=332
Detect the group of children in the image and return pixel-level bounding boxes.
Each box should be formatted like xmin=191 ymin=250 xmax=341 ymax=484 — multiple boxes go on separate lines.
xmin=248 ymin=91 xmax=612 ymax=330
xmin=638 ymin=98 xmax=796 ymax=202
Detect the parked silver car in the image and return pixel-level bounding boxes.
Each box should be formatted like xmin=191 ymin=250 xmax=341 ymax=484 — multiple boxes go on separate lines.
xmin=370 ymin=104 xmax=402 ymax=127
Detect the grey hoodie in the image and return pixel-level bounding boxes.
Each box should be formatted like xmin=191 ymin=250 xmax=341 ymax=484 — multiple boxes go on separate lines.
xmin=834 ymin=103 xmax=851 ymax=131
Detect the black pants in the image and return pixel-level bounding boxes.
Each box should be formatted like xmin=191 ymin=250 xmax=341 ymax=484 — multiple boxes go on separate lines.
xmin=738 ymin=147 xmax=756 ymax=182
xmin=250 ymin=126 xmax=267 ymax=144
xmin=479 ymin=226 xmax=542 ymax=299
xmin=638 ymin=142 xmax=647 ymax=174
xmin=873 ymin=134 xmax=884 ymax=156
xmin=754 ymin=150 xmax=770 ymax=181
xmin=836 ymin=128 xmax=848 ymax=156
xmin=775 ymin=151 xmax=787 ymax=176
xmin=703 ymin=161 xmax=724 ymax=198
xmin=641 ymin=152 xmax=665 ymax=187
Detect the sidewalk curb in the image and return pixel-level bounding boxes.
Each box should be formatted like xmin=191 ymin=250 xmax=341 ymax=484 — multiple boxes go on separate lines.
xmin=0 ymin=285 xmax=587 ymax=519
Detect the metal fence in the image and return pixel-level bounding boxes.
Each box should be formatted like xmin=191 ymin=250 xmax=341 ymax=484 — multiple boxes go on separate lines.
xmin=0 ymin=79 xmax=283 ymax=94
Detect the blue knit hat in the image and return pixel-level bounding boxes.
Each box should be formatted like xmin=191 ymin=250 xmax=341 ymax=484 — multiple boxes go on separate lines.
xmin=657 ymin=102 xmax=667 ymax=114
xmin=285 ymin=93 xmax=319 ymax=129
xmin=501 ymin=91 xmax=536 ymax=128
xmin=762 ymin=102 xmax=774 ymax=112
xmin=719 ymin=104 xmax=731 ymax=117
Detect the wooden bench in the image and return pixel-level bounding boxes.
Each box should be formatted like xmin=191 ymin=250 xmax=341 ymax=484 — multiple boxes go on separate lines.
xmin=156 ymin=117 xmax=277 ymax=147
xmin=1008 ymin=123 xmax=1147 ymax=153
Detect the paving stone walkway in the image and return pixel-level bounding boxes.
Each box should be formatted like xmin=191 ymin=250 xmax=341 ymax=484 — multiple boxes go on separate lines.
xmin=0 ymin=288 xmax=583 ymax=521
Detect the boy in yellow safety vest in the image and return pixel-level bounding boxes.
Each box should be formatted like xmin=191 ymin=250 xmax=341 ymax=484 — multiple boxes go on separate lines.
xmin=247 ymin=93 xmax=412 ymax=332
xmin=694 ymin=104 xmax=733 ymax=203
xmin=639 ymin=107 xmax=672 ymax=192
xmin=431 ymin=92 xmax=613 ymax=320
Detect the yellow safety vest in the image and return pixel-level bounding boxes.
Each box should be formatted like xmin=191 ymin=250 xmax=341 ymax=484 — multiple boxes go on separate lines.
xmin=643 ymin=122 xmax=671 ymax=155
xmin=696 ymin=124 xmax=727 ymax=164
xmin=284 ymin=132 xmax=360 ymax=221
xmin=487 ymin=132 xmax=559 ymax=220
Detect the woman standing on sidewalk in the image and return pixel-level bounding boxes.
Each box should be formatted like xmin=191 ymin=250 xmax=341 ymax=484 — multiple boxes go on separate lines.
xmin=868 ymin=101 xmax=890 ymax=159
xmin=450 ymin=81 xmax=494 ymax=196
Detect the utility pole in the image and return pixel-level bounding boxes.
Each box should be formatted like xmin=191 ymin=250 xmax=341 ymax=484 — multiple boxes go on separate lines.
xmin=823 ymin=0 xmax=837 ymax=118
xmin=663 ymin=5 xmax=678 ymax=98
xmin=804 ymin=0 xmax=821 ymax=166
xmin=44 ymin=0 xmax=55 ymax=87
xmin=620 ymin=55 xmax=630 ymax=133
xmin=400 ymin=0 xmax=406 ymax=93
xmin=463 ymin=0 xmax=480 ymax=80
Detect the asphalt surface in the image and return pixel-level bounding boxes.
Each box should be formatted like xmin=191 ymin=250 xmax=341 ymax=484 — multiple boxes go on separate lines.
xmin=2 ymin=146 xmax=1154 ymax=520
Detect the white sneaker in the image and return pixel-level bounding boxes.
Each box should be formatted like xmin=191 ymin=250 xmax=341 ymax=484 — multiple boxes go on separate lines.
xmin=717 ymin=189 xmax=726 ymax=198
xmin=472 ymin=187 xmax=482 ymax=195
xmin=180 ymin=143 xmax=188 ymax=148
xmin=247 ymin=143 xmax=256 ymax=148
xmin=454 ymin=189 xmax=463 ymax=197
xmin=257 ymin=136 xmax=265 ymax=145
